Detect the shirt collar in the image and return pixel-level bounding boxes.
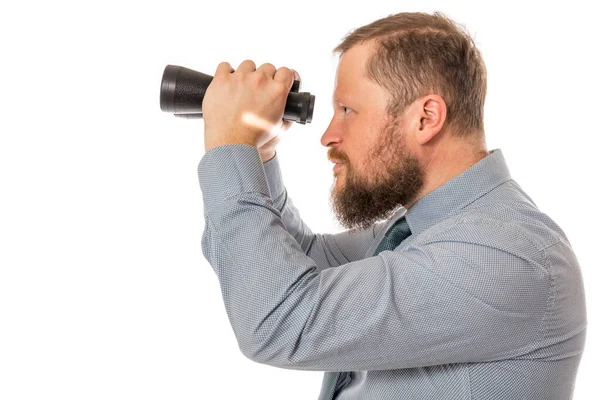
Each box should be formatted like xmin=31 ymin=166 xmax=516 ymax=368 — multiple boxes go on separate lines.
xmin=403 ymin=148 xmax=511 ymax=236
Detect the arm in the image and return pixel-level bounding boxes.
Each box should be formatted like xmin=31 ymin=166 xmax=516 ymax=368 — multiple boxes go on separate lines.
xmin=198 ymin=144 xmax=551 ymax=371
xmin=261 ymin=151 xmax=388 ymax=273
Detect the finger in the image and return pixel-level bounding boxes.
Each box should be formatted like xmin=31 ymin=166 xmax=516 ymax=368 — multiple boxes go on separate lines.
xmin=290 ymin=69 xmax=301 ymax=90
xmin=290 ymin=69 xmax=301 ymax=82
xmin=214 ymin=61 xmax=234 ymax=78
xmin=273 ymin=66 xmax=294 ymax=89
xmin=289 ymin=69 xmax=301 ymax=92
xmin=256 ymin=62 xmax=277 ymax=78
xmin=237 ymin=59 xmax=256 ymax=73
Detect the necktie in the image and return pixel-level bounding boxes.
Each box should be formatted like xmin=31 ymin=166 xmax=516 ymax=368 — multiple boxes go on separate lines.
xmin=318 ymin=217 xmax=412 ymax=400
xmin=372 ymin=216 xmax=412 ymax=256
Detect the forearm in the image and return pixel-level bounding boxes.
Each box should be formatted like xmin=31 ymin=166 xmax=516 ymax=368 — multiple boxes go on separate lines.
xmin=261 ymin=152 xmax=354 ymax=272
xmin=261 ymin=150 xmax=383 ymax=270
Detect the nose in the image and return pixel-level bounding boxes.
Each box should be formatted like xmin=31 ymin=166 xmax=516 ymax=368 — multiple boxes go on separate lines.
xmin=320 ymin=117 xmax=343 ymax=148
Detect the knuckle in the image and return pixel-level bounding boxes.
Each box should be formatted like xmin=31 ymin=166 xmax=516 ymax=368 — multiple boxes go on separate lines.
xmin=273 ymin=81 xmax=288 ymax=95
xmin=251 ymin=73 xmax=267 ymax=85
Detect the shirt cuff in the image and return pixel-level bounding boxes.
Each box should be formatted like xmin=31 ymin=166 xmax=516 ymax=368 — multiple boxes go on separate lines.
xmin=197 ymin=144 xmax=271 ymax=214
xmin=262 ymin=152 xmax=285 ymax=204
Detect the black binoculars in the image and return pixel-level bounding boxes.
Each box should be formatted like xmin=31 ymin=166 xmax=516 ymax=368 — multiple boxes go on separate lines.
xmin=159 ymin=65 xmax=315 ymax=124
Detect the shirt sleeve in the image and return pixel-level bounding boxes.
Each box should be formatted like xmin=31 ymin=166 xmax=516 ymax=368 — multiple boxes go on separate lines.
xmin=198 ymin=144 xmax=550 ymax=372
xmin=260 ymin=149 xmax=388 ymax=271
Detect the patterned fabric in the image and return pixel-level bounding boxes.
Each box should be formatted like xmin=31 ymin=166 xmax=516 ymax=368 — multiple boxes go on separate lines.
xmin=198 ymin=145 xmax=587 ymax=399
xmin=327 ymin=217 xmax=413 ymax=400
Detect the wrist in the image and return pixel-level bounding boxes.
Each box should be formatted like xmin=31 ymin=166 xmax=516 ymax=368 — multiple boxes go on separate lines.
xmin=260 ymin=150 xmax=276 ymax=163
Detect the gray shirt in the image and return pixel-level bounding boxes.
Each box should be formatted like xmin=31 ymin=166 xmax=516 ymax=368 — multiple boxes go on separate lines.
xmin=198 ymin=145 xmax=586 ymax=399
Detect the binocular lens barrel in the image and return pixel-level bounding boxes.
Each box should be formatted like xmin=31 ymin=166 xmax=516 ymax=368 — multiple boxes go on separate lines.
xmin=160 ymin=65 xmax=315 ymax=124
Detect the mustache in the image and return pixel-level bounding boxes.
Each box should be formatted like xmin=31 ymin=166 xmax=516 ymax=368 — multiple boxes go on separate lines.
xmin=328 ymin=150 xmax=348 ymax=164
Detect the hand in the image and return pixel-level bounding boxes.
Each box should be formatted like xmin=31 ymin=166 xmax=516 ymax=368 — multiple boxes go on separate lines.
xmin=258 ymin=69 xmax=301 ymax=163
xmin=202 ymin=59 xmax=297 ymax=153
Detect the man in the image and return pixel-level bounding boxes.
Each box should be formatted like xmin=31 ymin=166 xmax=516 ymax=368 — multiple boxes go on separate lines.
xmin=198 ymin=11 xmax=587 ymax=399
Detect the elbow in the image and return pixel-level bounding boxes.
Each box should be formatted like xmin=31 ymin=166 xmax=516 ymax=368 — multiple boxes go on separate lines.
xmin=238 ymin=331 xmax=302 ymax=369
xmin=238 ymin=335 xmax=283 ymax=366
xmin=237 ymin=274 xmax=321 ymax=368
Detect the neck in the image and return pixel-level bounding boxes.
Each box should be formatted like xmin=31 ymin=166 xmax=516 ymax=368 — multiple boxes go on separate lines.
xmin=405 ymin=140 xmax=489 ymax=210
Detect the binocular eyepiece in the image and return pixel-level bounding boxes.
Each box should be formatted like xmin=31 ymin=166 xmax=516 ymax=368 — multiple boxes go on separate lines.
xmin=159 ymin=65 xmax=315 ymax=124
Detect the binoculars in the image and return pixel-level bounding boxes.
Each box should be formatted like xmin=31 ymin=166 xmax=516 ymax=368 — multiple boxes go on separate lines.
xmin=159 ymin=65 xmax=315 ymax=124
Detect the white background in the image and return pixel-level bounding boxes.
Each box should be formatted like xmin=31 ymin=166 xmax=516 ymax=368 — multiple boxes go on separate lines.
xmin=0 ymin=0 xmax=597 ymax=399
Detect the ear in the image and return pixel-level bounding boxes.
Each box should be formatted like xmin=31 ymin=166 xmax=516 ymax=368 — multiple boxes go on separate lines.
xmin=415 ymin=95 xmax=446 ymax=145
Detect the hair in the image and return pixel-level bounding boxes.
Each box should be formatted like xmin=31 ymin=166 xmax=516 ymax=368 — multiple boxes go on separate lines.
xmin=332 ymin=11 xmax=487 ymax=139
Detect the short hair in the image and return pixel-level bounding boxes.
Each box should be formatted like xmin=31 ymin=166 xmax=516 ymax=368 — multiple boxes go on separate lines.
xmin=332 ymin=11 xmax=487 ymax=138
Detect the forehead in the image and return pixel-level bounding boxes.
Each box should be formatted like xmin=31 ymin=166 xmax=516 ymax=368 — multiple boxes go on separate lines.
xmin=332 ymin=43 xmax=386 ymax=107
xmin=333 ymin=45 xmax=366 ymax=99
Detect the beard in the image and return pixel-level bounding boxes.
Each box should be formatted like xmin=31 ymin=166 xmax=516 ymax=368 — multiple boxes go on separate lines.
xmin=328 ymin=117 xmax=424 ymax=231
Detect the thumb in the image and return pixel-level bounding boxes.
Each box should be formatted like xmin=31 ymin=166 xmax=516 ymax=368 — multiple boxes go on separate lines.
xmin=280 ymin=119 xmax=293 ymax=132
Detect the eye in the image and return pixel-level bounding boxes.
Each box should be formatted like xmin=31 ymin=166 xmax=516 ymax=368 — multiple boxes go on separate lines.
xmin=342 ymin=106 xmax=351 ymax=116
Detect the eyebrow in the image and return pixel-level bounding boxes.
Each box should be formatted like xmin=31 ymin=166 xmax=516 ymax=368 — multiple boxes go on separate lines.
xmin=331 ymin=96 xmax=345 ymax=108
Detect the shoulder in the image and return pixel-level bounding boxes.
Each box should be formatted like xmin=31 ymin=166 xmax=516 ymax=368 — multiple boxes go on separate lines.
xmin=401 ymin=201 xmax=568 ymax=281
xmin=416 ymin=200 xmax=566 ymax=253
